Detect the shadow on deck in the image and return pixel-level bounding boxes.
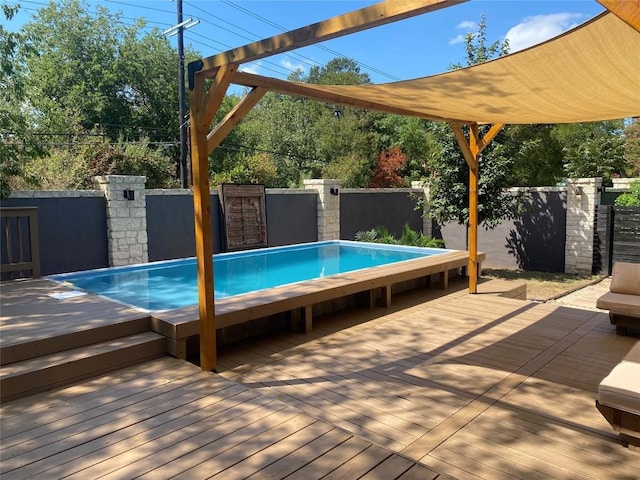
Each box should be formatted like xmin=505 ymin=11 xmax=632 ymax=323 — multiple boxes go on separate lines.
xmin=1 ymin=276 xmax=637 ymax=478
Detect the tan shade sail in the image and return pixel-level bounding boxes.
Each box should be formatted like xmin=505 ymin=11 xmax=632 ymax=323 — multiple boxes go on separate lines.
xmin=233 ymin=11 xmax=640 ymax=124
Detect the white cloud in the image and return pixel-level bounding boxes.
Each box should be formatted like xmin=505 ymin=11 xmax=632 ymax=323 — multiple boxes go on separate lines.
xmin=281 ymin=58 xmax=305 ymax=73
xmin=240 ymin=62 xmax=262 ymax=75
xmin=456 ymin=20 xmax=476 ymax=30
xmin=450 ymin=19 xmax=477 ymax=45
xmin=505 ymin=13 xmax=584 ymax=52
xmin=449 ymin=34 xmax=466 ymax=45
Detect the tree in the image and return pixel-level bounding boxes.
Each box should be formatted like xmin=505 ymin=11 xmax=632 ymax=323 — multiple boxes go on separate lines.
xmin=306 ymin=57 xmax=371 ymax=85
xmin=239 ymin=57 xmax=378 ymax=187
xmin=424 ymin=123 xmax=522 ymax=229
xmin=20 ymin=0 xmax=131 ymax=138
xmin=0 ymin=4 xmax=44 ymax=199
xmin=23 ymin=133 xmax=177 ymax=189
xmin=242 ymin=93 xmax=321 ymax=187
xmin=503 ymin=124 xmax=564 ymax=186
xmin=449 ymin=15 xmax=509 ymax=69
xmin=368 ymin=147 xmax=407 ymax=188
xmin=13 ymin=0 xmax=194 ymax=189
xmin=552 ymin=121 xmax=626 ymax=182
xmin=373 ymin=115 xmax=431 ymax=180
xmin=425 ymin=16 xmax=519 ymax=229
xmin=614 ymin=179 xmax=640 ymax=206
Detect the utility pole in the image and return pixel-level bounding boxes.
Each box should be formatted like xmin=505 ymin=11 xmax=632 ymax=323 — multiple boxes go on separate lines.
xmin=164 ymin=2 xmax=199 ymax=187
xmin=177 ymin=0 xmax=188 ymax=188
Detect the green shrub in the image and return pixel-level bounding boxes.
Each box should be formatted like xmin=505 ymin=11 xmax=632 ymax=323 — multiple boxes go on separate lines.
xmin=24 ymin=134 xmax=177 ymax=189
xmin=355 ymin=223 xmax=444 ymax=248
xmin=614 ymin=179 xmax=640 ymax=206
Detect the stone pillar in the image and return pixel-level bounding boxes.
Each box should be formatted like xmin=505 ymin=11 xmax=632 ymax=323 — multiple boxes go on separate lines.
xmin=304 ymin=179 xmax=340 ymax=241
xmin=411 ymin=180 xmax=433 ymax=238
xmin=564 ymin=177 xmax=601 ymax=275
xmin=94 ymin=175 xmax=148 ymax=266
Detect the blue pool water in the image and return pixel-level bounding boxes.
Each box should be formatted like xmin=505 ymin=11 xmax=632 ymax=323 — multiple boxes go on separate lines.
xmin=49 ymin=241 xmax=446 ymax=311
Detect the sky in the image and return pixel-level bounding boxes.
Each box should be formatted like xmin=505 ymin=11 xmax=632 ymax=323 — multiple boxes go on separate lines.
xmin=6 ymin=0 xmax=606 ymax=85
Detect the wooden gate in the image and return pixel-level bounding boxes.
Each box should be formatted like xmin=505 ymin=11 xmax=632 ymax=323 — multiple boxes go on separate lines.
xmin=594 ymin=205 xmax=640 ymax=275
xmin=1 ymin=207 xmax=41 ymax=279
xmin=218 ymin=184 xmax=267 ymax=251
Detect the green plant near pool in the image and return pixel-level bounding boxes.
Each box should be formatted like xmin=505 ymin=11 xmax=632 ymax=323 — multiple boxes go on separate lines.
xmin=614 ymin=179 xmax=640 ymax=206
xmin=355 ymin=224 xmax=444 ymax=248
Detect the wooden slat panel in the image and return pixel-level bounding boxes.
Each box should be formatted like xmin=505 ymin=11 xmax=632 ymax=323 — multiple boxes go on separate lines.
xmin=218 ymin=183 xmax=267 ymax=251
xmin=611 ymin=206 xmax=640 ymax=265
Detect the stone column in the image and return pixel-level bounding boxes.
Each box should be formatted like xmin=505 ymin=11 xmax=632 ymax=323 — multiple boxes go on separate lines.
xmin=411 ymin=180 xmax=433 ymax=238
xmin=94 ymin=175 xmax=148 ymax=266
xmin=564 ymin=177 xmax=601 ymax=275
xmin=304 ymin=179 xmax=340 ymax=241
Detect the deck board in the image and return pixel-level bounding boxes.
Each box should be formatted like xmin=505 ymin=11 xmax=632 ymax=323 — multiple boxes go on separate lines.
xmin=0 ymin=279 xmax=147 ymax=348
xmin=215 ymin=287 xmax=639 ymax=479
xmin=2 ymin=276 xmax=639 ymax=479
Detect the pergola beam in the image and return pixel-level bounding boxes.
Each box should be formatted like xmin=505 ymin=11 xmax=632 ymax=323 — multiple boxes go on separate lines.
xmin=199 ymin=63 xmax=239 ymax=131
xmin=197 ymin=0 xmax=467 ymax=72
xmin=207 ymin=87 xmax=267 ymax=152
xmin=477 ymin=123 xmax=504 ymax=154
xmin=232 ymin=71 xmax=457 ymax=122
xmin=598 ymin=0 xmax=640 ymax=32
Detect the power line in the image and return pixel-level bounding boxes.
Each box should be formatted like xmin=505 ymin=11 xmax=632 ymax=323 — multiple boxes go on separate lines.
xmin=14 ymin=0 xmax=398 ymax=82
xmin=105 ymin=0 xmax=174 ymax=16
xmin=219 ymin=0 xmax=401 ymax=82
xmin=13 ymin=0 xmax=174 ymax=27
xmin=184 ymin=0 xmax=320 ymax=71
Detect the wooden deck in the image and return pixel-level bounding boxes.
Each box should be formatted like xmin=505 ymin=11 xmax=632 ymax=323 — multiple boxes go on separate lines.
xmin=0 ymin=357 xmax=444 ymax=479
xmin=215 ymin=284 xmax=639 ymax=479
xmin=2 ymin=277 xmax=638 ymax=478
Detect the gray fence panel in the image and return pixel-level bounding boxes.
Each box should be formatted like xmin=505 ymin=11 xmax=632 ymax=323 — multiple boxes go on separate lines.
xmin=266 ymin=193 xmax=317 ymax=247
xmin=593 ymin=205 xmax=613 ymax=275
xmin=611 ymin=206 xmax=640 ymax=266
xmin=146 ymin=194 xmax=223 ymax=261
xmin=1 ymin=197 xmax=108 ymax=275
xmin=439 ymin=191 xmax=566 ymax=273
xmin=340 ymin=191 xmax=422 ymax=240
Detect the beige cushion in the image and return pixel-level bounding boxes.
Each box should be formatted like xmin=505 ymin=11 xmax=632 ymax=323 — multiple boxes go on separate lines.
xmin=610 ymin=262 xmax=640 ymax=296
xmin=598 ymin=361 xmax=640 ymax=415
xmin=596 ymin=291 xmax=640 ymax=317
xmin=624 ymin=342 xmax=640 ymax=363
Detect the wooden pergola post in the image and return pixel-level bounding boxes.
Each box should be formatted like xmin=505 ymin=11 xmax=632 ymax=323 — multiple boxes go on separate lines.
xmin=451 ymin=122 xmax=504 ymax=294
xmin=189 ymin=65 xmax=238 ymax=371
xmin=187 ymin=0 xmax=463 ymax=371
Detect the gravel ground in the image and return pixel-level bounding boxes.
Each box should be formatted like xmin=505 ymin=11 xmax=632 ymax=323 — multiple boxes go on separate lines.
xmin=547 ymin=277 xmax=611 ymax=312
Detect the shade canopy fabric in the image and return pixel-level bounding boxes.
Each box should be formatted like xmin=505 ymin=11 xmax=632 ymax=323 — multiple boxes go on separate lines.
xmin=232 ymin=11 xmax=640 ymax=125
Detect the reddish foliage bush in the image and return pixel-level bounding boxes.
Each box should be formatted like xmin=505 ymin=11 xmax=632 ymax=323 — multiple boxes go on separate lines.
xmin=368 ymin=147 xmax=407 ymax=188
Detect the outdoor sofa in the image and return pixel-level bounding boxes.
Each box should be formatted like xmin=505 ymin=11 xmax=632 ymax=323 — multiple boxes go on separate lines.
xmin=596 ymin=262 xmax=640 ymax=336
xmin=596 ymin=341 xmax=640 ymax=450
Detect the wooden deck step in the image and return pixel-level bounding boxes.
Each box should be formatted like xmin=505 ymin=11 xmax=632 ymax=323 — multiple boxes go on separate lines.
xmin=0 ymin=332 xmax=166 ymax=403
xmin=0 ymin=315 xmax=151 ymax=366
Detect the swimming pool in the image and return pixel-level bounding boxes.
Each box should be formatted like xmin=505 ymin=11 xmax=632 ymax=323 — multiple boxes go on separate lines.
xmin=49 ymin=241 xmax=448 ymax=311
